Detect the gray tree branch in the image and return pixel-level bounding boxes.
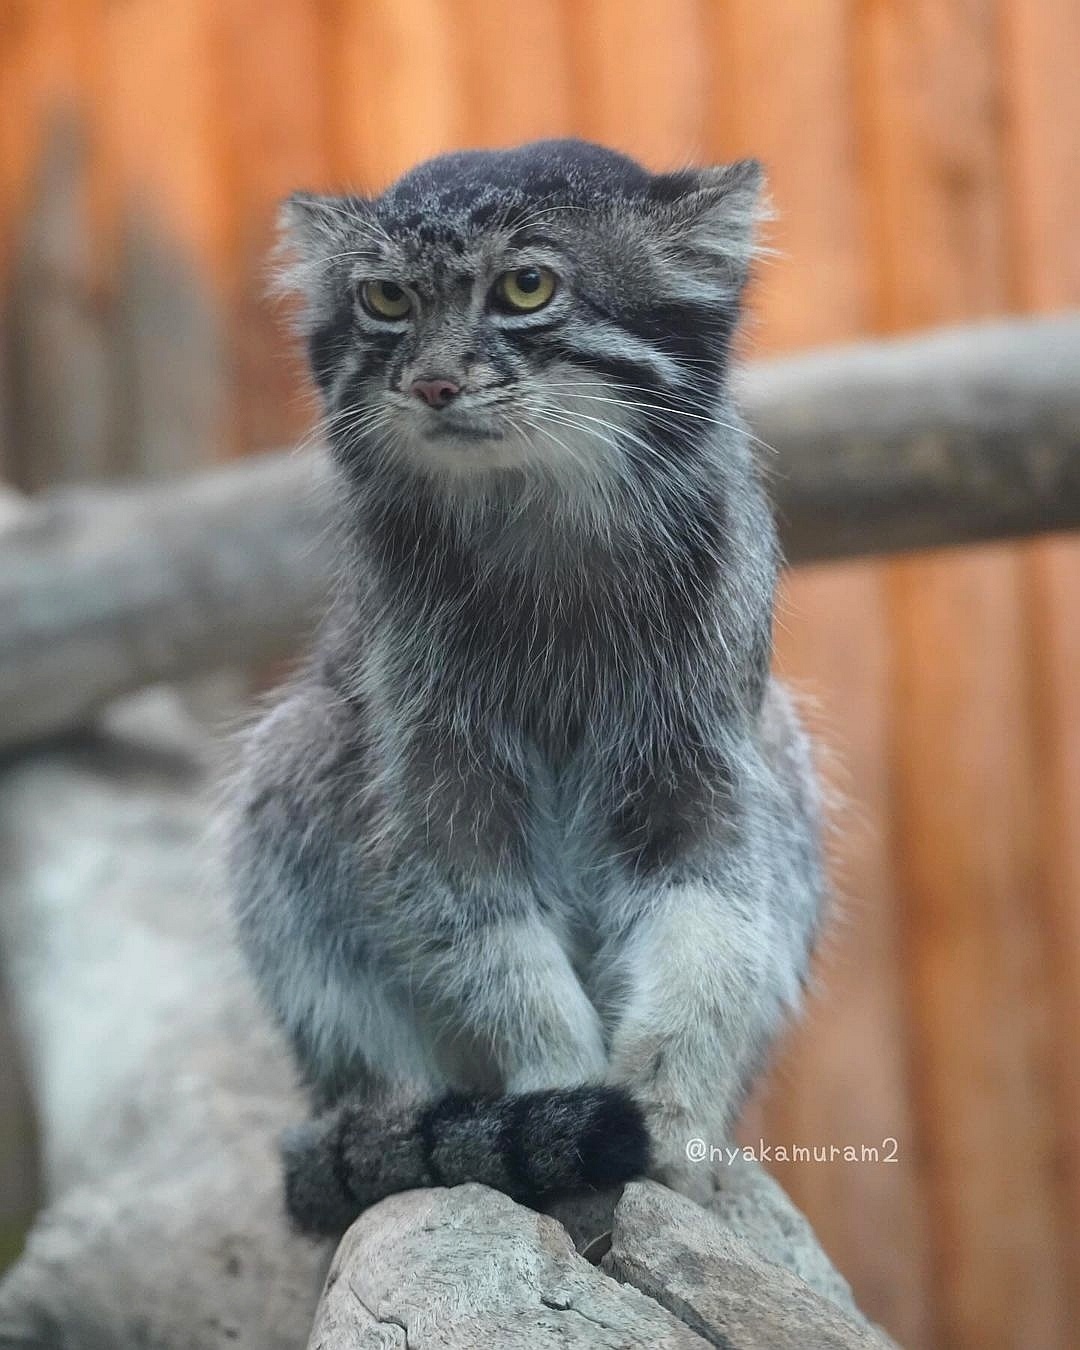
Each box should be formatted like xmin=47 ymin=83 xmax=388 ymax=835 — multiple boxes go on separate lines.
xmin=2 ymin=313 xmax=1077 ymax=750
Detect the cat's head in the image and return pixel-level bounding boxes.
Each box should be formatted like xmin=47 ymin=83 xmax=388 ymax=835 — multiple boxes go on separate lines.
xmin=279 ymin=139 xmax=764 ymax=493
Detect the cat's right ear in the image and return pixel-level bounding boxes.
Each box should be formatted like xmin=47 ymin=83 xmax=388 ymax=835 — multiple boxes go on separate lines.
xmin=272 ymin=192 xmax=368 ymax=310
xmin=278 ymin=193 xmax=352 ymax=257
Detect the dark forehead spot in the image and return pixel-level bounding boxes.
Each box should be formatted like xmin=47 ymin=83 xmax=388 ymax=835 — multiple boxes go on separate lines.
xmin=393 ymin=212 xmax=468 ymax=250
xmin=468 ymin=198 xmax=514 ymax=230
xmin=415 ymin=221 xmax=464 ymax=248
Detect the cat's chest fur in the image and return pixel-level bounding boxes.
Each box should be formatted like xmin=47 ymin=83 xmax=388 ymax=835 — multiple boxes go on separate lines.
xmin=519 ymin=739 xmax=623 ymax=971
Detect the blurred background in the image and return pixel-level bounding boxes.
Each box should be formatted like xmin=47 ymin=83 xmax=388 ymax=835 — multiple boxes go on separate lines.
xmin=1 ymin=3 xmax=1078 ymax=1347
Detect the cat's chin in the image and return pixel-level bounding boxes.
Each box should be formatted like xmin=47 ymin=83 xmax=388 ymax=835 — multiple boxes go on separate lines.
xmin=393 ymin=418 xmax=613 ymax=496
xmin=399 ymin=428 xmax=534 ymax=478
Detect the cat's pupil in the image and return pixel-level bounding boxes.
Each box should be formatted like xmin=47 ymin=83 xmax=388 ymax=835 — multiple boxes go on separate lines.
xmin=381 ymin=282 xmax=403 ymax=301
xmin=515 ymin=268 xmax=541 ymax=293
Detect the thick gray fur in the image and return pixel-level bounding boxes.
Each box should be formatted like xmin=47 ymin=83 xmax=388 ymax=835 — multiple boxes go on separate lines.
xmin=227 ymin=139 xmax=825 ymax=1234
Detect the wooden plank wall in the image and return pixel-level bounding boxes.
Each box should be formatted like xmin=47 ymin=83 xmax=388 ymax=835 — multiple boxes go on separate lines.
xmin=2 ymin=3 xmax=1078 ymax=1345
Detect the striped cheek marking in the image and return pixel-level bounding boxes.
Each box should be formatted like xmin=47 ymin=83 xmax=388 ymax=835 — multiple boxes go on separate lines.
xmin=551 ymin=318 xmax=688 ymax=390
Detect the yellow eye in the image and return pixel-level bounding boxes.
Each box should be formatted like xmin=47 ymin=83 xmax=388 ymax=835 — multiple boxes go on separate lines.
xmin=494 ymin=266 xmax=557 ymax=313
xmin=360 ymin=280 xmax=412 ymax=320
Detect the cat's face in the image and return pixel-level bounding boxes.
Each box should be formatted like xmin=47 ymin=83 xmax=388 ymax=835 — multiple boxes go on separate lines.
xmin=281 ymin=140 xmax=762 ymax=491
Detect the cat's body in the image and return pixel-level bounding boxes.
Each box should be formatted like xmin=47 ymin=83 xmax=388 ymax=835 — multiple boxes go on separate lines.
xmin=228 ymin=140 xmax=825 ymax=1235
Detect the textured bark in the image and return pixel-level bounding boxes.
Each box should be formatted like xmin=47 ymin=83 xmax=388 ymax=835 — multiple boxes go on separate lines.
xmin=308 ymin=1185 xmax=708 ymax=1349
xmin=306 ymin=1175 xmax=894 ymax=1349
xmin=740 ymin=312 xmax=1080 ymax=562
xmin=0 ymin=453 xmax=335 ymax=748
xmin=1 ymin=313 xmax=1078 ymax=750
xmin=606 ymin=1181 xmax=889 ymax=1349
xmin=0 ymin=697 xmax=889 ymax=1348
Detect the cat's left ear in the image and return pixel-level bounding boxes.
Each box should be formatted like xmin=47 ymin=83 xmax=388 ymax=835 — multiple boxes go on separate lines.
xmin=647 ymin=159 xmax=767 ymax=283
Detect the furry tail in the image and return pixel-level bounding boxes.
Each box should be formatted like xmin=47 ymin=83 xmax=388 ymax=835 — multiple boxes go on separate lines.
xmin=283 ymin=1085 xmax=650 ymax=1235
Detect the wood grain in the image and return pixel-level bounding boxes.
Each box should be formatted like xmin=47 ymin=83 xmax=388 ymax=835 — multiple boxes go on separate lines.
xmin=562 ymin=0 xmax=707 ymax=168
xmin=99 ymin=0 xmax=226 ymax=473
xmin=1001 ymin=0 xmax=1080 ymax=1330
xmin=703 ymin=8 xmax=930 ymax=1341
xmin=857 ymin=2 xmax=1069 ymax=1345
xmin=328 ymin=0 xmax=466 ymax=191
xmin=456 ymin=0 xmax=573 ymax=146
xmin=212 ymin=0 xmax=329 ymax=454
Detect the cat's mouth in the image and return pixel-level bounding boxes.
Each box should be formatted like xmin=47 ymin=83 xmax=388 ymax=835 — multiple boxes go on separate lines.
xmin=422 ymin=412 xmax=506 ymax=443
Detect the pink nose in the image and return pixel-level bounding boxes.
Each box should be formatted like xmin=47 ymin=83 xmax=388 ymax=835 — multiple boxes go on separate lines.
xmin=409 ymin=378 xmax=460 ymax=408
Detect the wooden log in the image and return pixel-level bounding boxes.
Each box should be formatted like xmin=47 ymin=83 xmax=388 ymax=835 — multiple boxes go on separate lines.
xmin=308 ymin=1185 xmax=710 ymax=1349
xmin=0 ymin=453 xmax=335 ymax=748
xmin=606 ymin=1181 xmax=887 ymax=1349
xmin=1 ymin=313 xmax=1078 ymax=750
xmin=741 ymin=312 xmax=1080 ymax=562
xmin=307 ymin=1174 xmax=894 ymax=1348
xmin=0 ymin=694 xmax=887 ymax=1348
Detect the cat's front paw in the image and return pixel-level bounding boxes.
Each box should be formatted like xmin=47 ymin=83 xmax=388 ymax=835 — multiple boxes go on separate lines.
xmin=648 ymin=1155 xmax=716 ymax=1207
xmin=639 ymin=1103 xmax=717 ymax=1207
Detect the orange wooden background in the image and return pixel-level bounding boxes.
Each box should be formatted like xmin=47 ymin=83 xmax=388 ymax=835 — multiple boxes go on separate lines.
xmin=3 ymin=3 xmax=1080 ymax=1346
